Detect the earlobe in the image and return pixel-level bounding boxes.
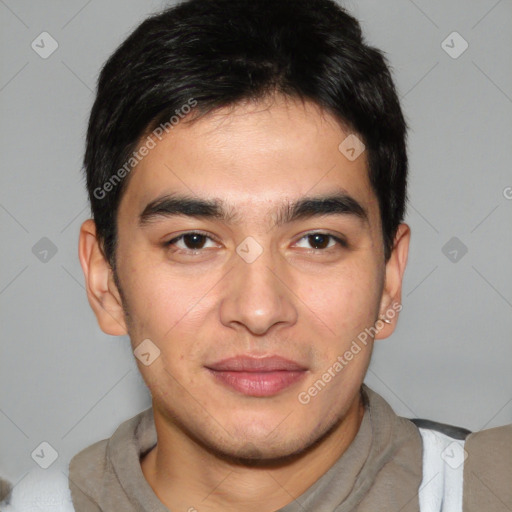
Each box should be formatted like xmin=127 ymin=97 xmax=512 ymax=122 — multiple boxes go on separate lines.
xmin=78 ymin=219 xmax=128 ymax=336
xmin=375 ymin=223 xmax=411 ymax=340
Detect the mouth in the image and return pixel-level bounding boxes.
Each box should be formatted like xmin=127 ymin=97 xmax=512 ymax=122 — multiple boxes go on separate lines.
xmin=205 ymin=355 xmax=309 ymax=397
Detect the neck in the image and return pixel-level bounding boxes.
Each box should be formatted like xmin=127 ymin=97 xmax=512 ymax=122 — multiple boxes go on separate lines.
xmin=141 ymin=392 xmax=365 ymax=512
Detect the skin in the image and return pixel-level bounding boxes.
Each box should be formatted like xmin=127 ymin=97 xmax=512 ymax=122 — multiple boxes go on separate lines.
xmin=79 ymin=94 xmax=410 ymax=511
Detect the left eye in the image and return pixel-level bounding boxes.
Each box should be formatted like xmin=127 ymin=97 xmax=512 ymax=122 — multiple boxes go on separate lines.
xmin=295 ymin=233 xmax=344 ymax=250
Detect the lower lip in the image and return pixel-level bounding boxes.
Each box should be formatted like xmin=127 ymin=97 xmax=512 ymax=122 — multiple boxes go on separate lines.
xmin=207 ymin=370 xmax=307 ymax=397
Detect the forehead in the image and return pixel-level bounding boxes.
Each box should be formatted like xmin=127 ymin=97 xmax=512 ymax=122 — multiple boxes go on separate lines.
xmin=118 ymin=95 xmax=380 ymax=229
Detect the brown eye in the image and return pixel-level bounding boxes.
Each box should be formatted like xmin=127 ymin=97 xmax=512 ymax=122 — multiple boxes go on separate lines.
xmin=295 ymin=232 xmax=346 ymax=250
xmin=166 ymin=232 xmax=217 ymax=251
xmin=181 ymin=233 xmax=207 ymax=249
xmin=307 ymin=233 xmax=331 ymax=249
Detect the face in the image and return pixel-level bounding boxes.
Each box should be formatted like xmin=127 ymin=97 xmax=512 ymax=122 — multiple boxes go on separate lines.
xmin=80 ymin=95 xmax=409 ymax=461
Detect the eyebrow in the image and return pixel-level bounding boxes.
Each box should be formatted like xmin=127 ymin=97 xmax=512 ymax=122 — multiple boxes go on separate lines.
xmin=139 ymin=190 xmax=369 ymax=228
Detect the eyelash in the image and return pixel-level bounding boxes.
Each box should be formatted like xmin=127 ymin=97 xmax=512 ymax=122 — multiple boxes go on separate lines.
xmin=165 ymin=231 xmax=348 ymax=253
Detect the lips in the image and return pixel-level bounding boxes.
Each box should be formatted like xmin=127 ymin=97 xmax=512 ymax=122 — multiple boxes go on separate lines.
xmin=205 ymin=355 xmax=308 ymax=397
xmin=206 ymin=355 xmax=307 ymax=372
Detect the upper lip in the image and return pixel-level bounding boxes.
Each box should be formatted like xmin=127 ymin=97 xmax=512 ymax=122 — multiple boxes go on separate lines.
xmin=205 ymin=355 xmax=308 ymax=372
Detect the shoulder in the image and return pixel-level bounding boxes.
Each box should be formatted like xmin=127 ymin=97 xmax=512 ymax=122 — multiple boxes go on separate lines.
xmin=68 ymin=437 xmax=109 ymax=476
xmin=463 ymin=424 xmax=512 ymax=511
xmin=465 ymin=422 xmax=512 ymax=451
xmin=67 ymin=438 xmax=110 ymax=507
xmin=67 ymin=408 xmax=154 ymax=509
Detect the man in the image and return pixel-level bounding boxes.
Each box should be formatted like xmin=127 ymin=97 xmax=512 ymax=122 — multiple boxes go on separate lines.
xmin=2 ymin=0 xmax=509 ymax=510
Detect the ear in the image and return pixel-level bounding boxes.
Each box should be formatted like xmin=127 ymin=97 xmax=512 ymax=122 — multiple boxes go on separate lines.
xmin=78 ymin=219 xmax=128 ymax=336
xmin=374 ymin=223 xmax=410 ymax=340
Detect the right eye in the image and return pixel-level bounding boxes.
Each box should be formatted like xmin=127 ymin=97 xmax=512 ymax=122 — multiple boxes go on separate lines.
xmin=166 ymin=232 xmax=219 ymax=252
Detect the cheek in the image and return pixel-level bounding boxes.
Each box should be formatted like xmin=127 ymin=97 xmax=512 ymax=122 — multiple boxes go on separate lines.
xmin=296 ymin=260 xmax=381 ymax=337
xmin=118 ymin=253 xmax=220 ymax=346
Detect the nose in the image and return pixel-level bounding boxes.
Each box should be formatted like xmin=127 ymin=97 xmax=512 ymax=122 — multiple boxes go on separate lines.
xmin=219 ymin=245 xmax=298 ymax=336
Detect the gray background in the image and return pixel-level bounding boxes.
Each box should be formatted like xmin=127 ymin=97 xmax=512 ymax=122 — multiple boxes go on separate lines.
xmin=1 ymin=0 xmax=511 ymax=485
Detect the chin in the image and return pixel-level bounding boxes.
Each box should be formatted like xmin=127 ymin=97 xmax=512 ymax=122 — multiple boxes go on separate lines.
xmin=196 ymin=419 xmax=330 ymax=467
xmin=215 ymin=436 xmax=312 ymax=466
